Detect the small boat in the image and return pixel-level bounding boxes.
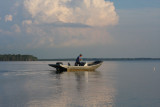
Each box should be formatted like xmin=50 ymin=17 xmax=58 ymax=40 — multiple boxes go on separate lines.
xmin=48 ymin=61 xmax=103 ymax=72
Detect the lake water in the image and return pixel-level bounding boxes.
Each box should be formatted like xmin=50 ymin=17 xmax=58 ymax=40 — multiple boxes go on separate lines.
xmin=0 ymin=61 xmax=160 ymax=107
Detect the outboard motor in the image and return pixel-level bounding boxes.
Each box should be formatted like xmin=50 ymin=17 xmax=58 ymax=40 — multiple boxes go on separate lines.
xmin=48 ymin=62 xmax=67 ymax=72
xmin=56 ymin=62 xmax=63 ymax=71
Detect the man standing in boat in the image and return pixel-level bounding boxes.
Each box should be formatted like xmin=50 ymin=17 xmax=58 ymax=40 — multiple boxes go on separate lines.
xmin=75 ymin=54 xmax=82 ymax=66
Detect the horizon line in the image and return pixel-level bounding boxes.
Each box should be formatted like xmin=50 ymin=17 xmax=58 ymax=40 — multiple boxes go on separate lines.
xmin=38 ymin=58 xmax=160 ymax=61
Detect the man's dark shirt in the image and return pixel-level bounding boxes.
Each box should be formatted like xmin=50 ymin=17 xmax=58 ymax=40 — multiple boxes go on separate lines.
xmin=76 ymin=56 xmax=81 ymax=63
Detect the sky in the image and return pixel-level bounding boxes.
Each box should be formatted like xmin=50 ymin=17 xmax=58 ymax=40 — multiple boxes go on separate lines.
xmin=0 ymin=0 xmax=160 ymax=59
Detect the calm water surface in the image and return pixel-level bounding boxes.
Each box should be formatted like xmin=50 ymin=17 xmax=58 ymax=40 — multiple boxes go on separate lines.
xmin=0 ymin=61 xmax=160 ymax=107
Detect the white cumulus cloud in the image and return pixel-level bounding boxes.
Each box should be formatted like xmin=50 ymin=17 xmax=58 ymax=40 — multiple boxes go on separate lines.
xmin=5 ymin=14 xmax=13 ymax=22
xmin=19 ymin=0 xmax=119 ymax=47
xmin=24 ymin=0 xmax=118 ymax=26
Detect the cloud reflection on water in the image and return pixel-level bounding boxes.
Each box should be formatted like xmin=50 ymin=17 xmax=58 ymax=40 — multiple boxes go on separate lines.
xmin=0 ymin=61 xmax=118 ymax=107
xmin=25 ymin=70 xmax=116 ymax=107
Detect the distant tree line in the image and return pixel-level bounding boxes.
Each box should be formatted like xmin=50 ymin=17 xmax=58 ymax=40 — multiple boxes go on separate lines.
xmin=39 ymin=58 xmax=160 ymax=61
xmin=0 ymin=54 xmax=38 ymax=61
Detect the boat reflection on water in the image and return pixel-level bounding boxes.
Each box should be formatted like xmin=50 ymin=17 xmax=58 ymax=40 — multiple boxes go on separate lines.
xmin=46 ymin=69 xmax=116 ymax=107
xmin=50 ymin=70 xmax=66 ymax=74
